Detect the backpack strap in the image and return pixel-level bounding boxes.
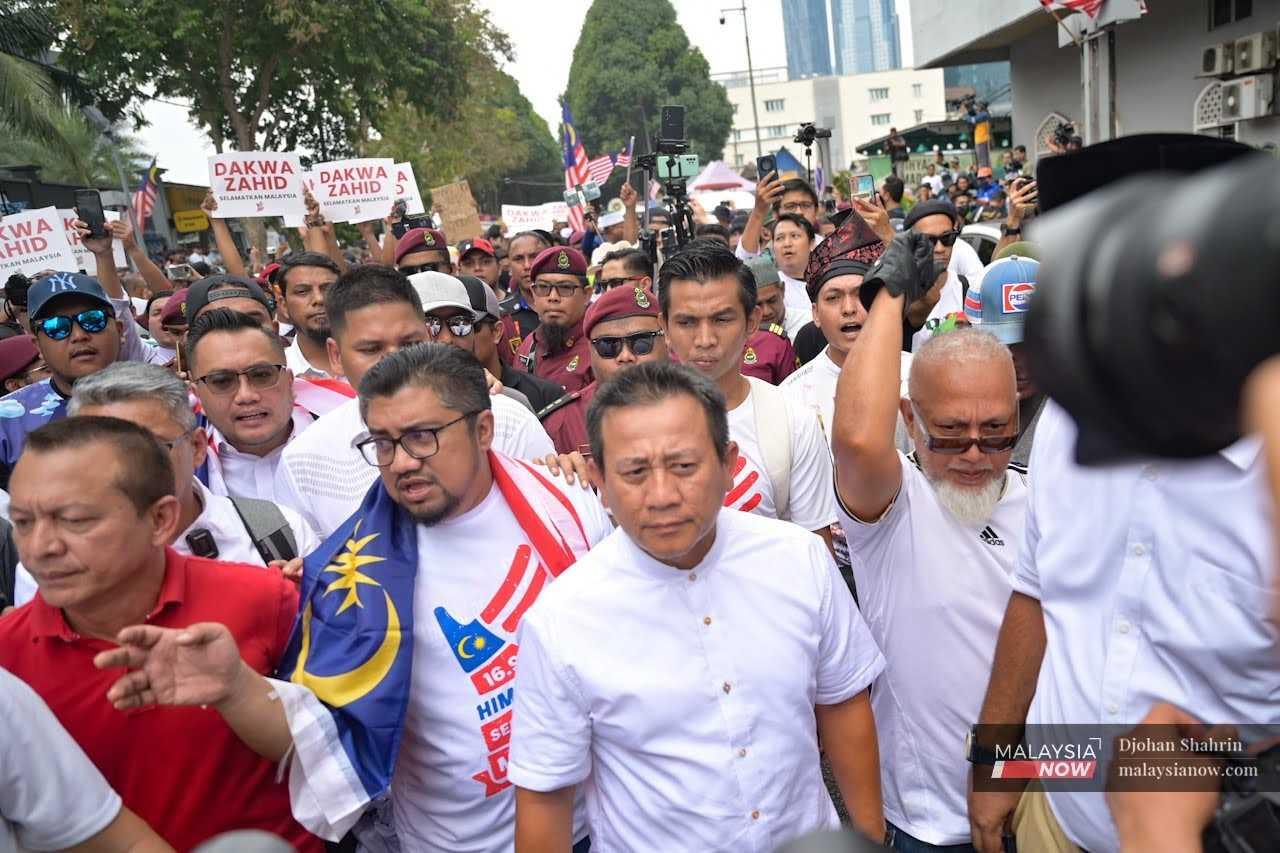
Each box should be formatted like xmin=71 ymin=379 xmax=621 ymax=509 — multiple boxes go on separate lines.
xmin=745 ymin=376 xmax=794 ymax=520
xmin=228 ymin=497 xmax=298 ymax=564
xmin=0 ymin=518 xmax=15 ymax=609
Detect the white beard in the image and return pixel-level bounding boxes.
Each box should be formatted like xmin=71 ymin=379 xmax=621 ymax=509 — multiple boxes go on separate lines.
xmin=932 ymin=474 xmax=1005 ymax=527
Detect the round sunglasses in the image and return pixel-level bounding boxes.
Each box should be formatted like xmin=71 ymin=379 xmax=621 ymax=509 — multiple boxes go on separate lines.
xmin=589 ymin=330 xmax=664 ymax=360
xmin=36 ymin=308 xmax=110 ymax=340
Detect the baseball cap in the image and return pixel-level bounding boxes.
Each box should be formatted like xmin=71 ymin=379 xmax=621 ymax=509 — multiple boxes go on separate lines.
xmin=590 ymin=241 xmax=632 ymax=268
xmin=458 ymin=275 xmax=501 ymax=322
xmin=395 ymin=227 xmax=449 ymax=265
xmin=184 ymin=275 xmax=276 ymax=323
xmin=408 ymin=271 xmax=477 ymax=318
xmin=745 ymin=256 xmax=781 ymax=289
xmin=993 ymin=241 xmax=1040 ymax=262
xmin=457 ymin=238 xmax=496 ymax=260
xmin=963 ymin=256 xmax=1038 ymax=345
xmin=0 ymin=334 xmax=40 ymax=382
xmin=27 ymin=272 xmax=115 ymax=321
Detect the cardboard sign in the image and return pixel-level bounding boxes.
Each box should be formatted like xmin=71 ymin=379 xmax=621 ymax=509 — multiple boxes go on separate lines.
xmin=0 ymin=207 xmax=79 ymax=277
xmin=393 ymin=162 xmax=426 ymax=216
xmin=312 ymin=158 xmax=395 ymax=223
xmin=501 ymin=202 xmax=571 ymax=233
xmin=207 ymin=151 xmax=307 ymax=219
xmin=59 ymin=209 xmax=126 ymax=272
xmin=430 ymin=180 xmax=481 ymax=243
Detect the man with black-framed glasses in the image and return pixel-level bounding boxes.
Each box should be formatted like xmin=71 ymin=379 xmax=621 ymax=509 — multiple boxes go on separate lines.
xmin=515 ymin=246 xmax=595 ymax=394
xmin=0 ymin=272 xmax=123 ymax=489
xmin=831 ymin=238 xmax=1027 ymax=852
xmin=539 ymin=283 xmax=668 ymax=456
xmin=458 ymin=275 xmax=565 ymax=414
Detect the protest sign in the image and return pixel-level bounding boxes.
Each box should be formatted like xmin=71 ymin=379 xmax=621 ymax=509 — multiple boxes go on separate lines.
xmin=501 ymin=202 xmax=571 ymax=233
xmin=0 ymin=207 xmax=79 ymax=277
xmin=60 ymin=209 xmax=126 ymax=271
xmin=393 ymin=163 xmax=426 ymax=215
xmin=312 ymin=158 xmax=395 ymax=223
xmin=430 ymin=180 xmax=482 ymax=242
xmin=207 ymin=152 xmax=306 ymax=219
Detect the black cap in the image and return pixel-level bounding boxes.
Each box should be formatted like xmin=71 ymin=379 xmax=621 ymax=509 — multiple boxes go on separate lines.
xmin=184 ymin=274 xmax=276 ymax=323
xmin=902 ymin=199 xmax=959 ymax=231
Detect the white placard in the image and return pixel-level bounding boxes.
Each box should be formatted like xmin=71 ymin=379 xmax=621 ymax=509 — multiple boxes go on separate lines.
xmin=393 ymin=162 xmax=426 ymax=216
xmin=311 ymin=158 xmax=395 ymax=224
xmin=59 ymin=209 xmax=126 ymax=272
xmin=0 ymin=206 xmax=79 ymax=277
xmin=207 ymin=151 xmax=307 ymax=219
xmin=500 ymin=202 xmax=571 ymax=233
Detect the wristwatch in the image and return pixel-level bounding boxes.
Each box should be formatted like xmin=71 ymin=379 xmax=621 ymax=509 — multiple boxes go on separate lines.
xmin=965 ymin=725 xmax=1000 ymax=765
xmin=1001 ymin=223 xmax=1022 ymax=237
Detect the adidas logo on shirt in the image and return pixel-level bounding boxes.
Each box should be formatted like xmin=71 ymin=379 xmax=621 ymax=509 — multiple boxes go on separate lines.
xmin=979 ymin=526 xmax=1005 ymax=547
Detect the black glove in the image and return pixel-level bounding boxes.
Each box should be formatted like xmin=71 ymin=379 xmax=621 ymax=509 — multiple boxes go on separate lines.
xmin=858 ymin=230 xmax=936 ymax=314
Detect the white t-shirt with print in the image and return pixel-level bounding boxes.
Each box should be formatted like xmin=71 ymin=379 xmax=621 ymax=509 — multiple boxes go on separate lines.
xmin=724 ymin=382 xmax=836 ymax=532
xmin=391 ymin=481 xmax=613 ymax=852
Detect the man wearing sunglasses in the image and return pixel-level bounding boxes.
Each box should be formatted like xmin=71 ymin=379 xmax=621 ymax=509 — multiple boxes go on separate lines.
xmin=395 ymin=227 xmax=454 ymax=277
xmin=539 ymin=282 xmax=668 ymax=456
xmin=901 ymin=199 xmax=985 ymax=352
xmin=515 ymin=246 xmax=595 ymax=395
xmin=0 ymin=273 xmax=123 ymax=489
xmin=831 ymin=231 xmax=1027 ymax=853
xmin=458 ymin=275 xmax=565 ymax=414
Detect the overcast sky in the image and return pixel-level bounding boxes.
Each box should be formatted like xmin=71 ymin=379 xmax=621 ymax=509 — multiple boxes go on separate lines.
xmin=137 ymin=0 xmax=914 ymax=185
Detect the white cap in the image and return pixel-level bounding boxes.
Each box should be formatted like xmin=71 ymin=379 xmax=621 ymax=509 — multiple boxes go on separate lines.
xmin=591 ymin=241 xmax=633 ymax=268
xmin=598 ymin=210 xmax=625 ymax=229
xmin=408 ymin=271 xmax=477 ymax=318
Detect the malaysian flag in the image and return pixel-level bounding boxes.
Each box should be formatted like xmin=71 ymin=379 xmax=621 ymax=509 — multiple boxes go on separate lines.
xmin=1039 ymin=0 xmax=1105 ymax=17
xmin=561 ymin=102 xmax=590 ymax=230
xmin=132 ymin=159 xmax=159 ymax=228
xmin=586 ymin=154 xmax=615 ymax=185
xmin=616 ymin=137 xmax=635 ymax=169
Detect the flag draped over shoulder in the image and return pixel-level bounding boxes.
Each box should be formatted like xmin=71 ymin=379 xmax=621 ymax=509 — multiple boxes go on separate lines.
xmin=275 ymin=450 xmax=591 ymax=803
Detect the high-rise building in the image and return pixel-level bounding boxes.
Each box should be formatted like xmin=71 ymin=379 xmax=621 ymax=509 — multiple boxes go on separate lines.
xmin=782 ymin=0 xmax=833 ymax=79
xmin=832 ymin=0 xmax=902 ymax=76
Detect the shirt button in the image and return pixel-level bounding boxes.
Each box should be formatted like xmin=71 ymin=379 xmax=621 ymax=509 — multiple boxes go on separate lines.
xmin=1107 ymin=703 xmax=1119 ymax=715
xmin=1132 ymin=544 xmax=1146 ymax=557
xmin=738 ymin=748 xmax=748 ymax=758
xmin=1118 ymin=620 xmax=1131 ymax=634
xmin=751 ymin=810 xmax=761 ymax=820
xmin=723 ymin=681 xmax=732 ymax=694
xmin=703 ymin=616 xmax=712 ymax=626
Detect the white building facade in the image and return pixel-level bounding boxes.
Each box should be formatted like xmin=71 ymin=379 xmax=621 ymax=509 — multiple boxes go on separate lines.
xmin=719 ymin=66 xmax=947 ymax=175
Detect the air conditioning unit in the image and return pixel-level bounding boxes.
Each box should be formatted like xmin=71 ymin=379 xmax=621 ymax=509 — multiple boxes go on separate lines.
xmin=1198 ymin=43 xmax=1235 ymax=77
xmin=1221 ymin=74 xmax=1274 ymax=120
xmin=1235 ymin=31 xmax=1277 ymax=74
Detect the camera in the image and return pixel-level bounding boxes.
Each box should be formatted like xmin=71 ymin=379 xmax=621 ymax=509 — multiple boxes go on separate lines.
xmin=1052 ymin=120 xmax=1077 ymax=148
xmin=635 ymin=104 xmax=699 ymax=258
xmin=794 ymin=122 xmax=831 ymax=148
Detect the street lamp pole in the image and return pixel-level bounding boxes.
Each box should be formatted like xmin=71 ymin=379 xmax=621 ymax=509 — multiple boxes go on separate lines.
xmin=721 ymin=4 xmax=763 ymax=158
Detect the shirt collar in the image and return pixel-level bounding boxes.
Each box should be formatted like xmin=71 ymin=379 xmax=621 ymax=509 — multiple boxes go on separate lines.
xmin=29 ymin=548 xmax=187 ymax=640
xmin=1220 ymin=435 xmax=1263 ymax=471
xmin=615 ymin=509 xmax=730 ymax=583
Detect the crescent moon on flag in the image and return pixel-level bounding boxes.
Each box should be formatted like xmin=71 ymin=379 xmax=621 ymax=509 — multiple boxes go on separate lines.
xmin=290 ymin=591 xmax=402 ymax=708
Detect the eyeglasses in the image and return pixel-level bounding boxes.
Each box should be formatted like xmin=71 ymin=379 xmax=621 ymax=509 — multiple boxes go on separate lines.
xmin=911 ymin=404 xmax=1018 ymax=455
xmin=426 ymin=315 xmax=475 ymax=338
xmin=35 ymin=308 xmax=110 ymax=340
xmin=780 ymin=200 xmax=817 ymax=213
xmin=400 ymin=261 xmax=448 ymax=275
xmin=357 ymin=412 xmax=477 ymax=467
xmin=590 ymin=330 xmax=664 ymax=359
xmin=920 ymin=230 xmax=960 ymax=247
xmin=155 ymin=428 xmax=195 ymax=452
xmin=195 ymin=363 xmax=287 ymax=395
xmin=530 ymin=282 xmax=582 ymax=298
xmin=596 ymin=275 xmax=646 ymax=291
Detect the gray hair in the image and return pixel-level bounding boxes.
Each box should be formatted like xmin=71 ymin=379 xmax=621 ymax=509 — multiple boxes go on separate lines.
xmin=68 ymin=361 xmax=197 ymax=431
xmin=357 ymin=342 xmax=491 ymax=422
xmin=586 ymin=362 xmax=729 ymax=465
xmin=908 ymin=327 xmax=1015 ymax=400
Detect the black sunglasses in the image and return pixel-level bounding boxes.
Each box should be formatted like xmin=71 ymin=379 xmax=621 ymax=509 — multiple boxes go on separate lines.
xmin=922 ymin=230 xmax=960 ymax=247
xmin=401 ymin=261 xmax=449 ymax=275
xmin=590 ymin=330 xmax=664 ymax=359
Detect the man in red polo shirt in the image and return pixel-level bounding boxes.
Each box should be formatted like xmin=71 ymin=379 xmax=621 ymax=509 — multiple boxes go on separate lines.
xmin=0 ymin=416 xmax=319 ymax=853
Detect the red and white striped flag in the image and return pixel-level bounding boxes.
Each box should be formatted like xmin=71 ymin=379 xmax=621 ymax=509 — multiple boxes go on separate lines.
xmin=561 ymin=102 xmax=590 ymax=230
xmin=1039 ymin=0 xmax=1105 ymax=17
xmin=132 ymin=159 xmax=159 ymax=228
xmin=615 ymin=137 xmax=635 ymax=169
xmin=586 ymin=154 xmax=615 ymax=185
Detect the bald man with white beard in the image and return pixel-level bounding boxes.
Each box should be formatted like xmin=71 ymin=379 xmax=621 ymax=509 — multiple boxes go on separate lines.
xmin=831 ymin=285 xmax=1027 ymax=851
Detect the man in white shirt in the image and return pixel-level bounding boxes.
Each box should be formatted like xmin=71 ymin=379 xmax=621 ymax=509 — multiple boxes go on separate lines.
xmin=0 ymin=667 xmax=168 ymax=852
xmin=188 ymin=308 xmax=313 ymax=501
xmin=901 ymin=200 xmax=983 ymax=351
xmin=832 ymin=268 xmax=1025 ymax=851
xmin=658 ymin=240 xmax=836 ymax=547
xmin=509 ymin=361 xmax=886 ymax=851
xmin=277 ymin=252 xmax=340 ymax=379
xmin=968 ymin=400 xmax=1279 ymax=853
xmin=274 ymin=265 xmax=555 ymax=538
xmin=95 ymin=343 xmax=613 ymax=852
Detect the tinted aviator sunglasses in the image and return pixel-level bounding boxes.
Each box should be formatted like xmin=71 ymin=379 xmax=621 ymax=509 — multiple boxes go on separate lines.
xmin=36 ymin=308 xmax=110 ymax=340
xmin=590 ymin=330 xmax=664 ymax=359
xmin=911 ymin=404 xmax=1018 ymax=455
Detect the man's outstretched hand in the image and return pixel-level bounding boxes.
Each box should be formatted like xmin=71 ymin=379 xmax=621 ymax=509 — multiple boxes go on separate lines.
xmin=93 ymin=622 xmax=247 ymax=711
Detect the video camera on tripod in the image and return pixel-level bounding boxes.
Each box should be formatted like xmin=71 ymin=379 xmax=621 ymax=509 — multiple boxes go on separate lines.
xmin=635 ymin=105 xmax=700 ymax=265
xmin=794 ymin=122 xmax=832 ymax=185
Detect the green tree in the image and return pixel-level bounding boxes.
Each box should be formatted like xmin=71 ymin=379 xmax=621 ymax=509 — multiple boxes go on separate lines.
xmin=54 ymin=0 xmax=477 ymax=157
xmin=564 ymin=0 xmax=732 ymax=164
xmin=0 ymin=106 xmax=148 ymax=186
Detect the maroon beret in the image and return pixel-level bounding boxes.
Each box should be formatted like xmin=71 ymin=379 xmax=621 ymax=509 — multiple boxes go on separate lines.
xmin=158 ymin=287 xmax=190 ymax=328
xmin=530 ymin=246 xmax=587 ymax=280
xmin=395 ymin=227 xmax=449 ymax=264
xmin=583 ymin=285 xmax=659 ymax=339
xmin=0 ymin=334 xmax=40 ymax=382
